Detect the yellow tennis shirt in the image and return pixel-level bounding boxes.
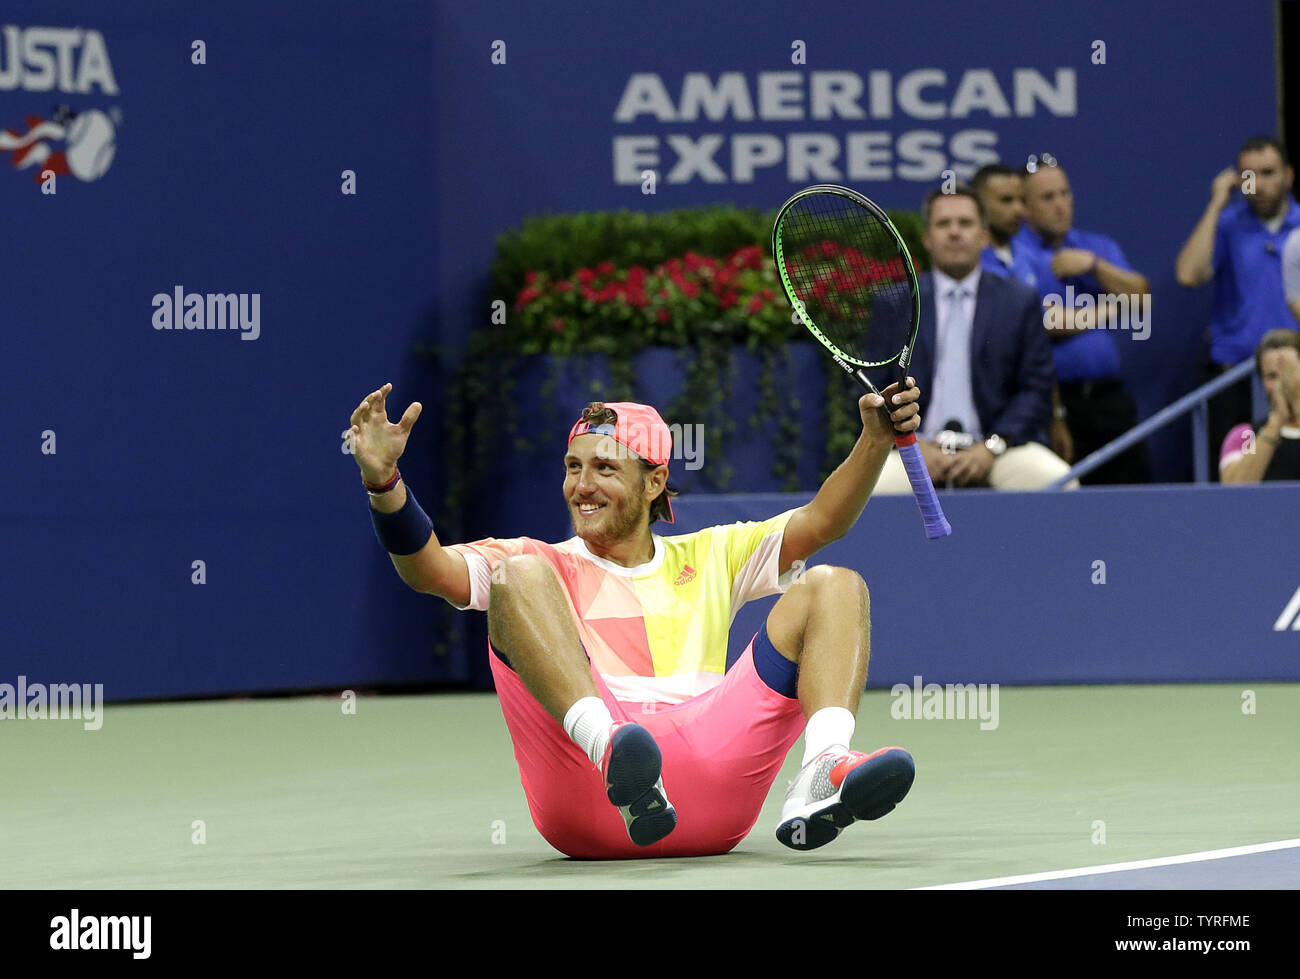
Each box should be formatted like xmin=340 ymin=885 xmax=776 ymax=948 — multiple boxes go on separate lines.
xmin=448 ymin=509 xmax=799 ymax=704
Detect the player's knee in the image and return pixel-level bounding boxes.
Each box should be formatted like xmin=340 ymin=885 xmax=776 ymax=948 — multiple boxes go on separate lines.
xmin=805 ymin=564 xmax=869 ymax=604
xmin=488 ymin=554 xmax=554 ymax=600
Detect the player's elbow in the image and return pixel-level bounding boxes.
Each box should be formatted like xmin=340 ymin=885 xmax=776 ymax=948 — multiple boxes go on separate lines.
xmin=395 ymin=547 xmax=465 ymax=599
xmin=400 ymin=568 xmax=439 ymax=596
xmin=812 ymin=527 xmax=843 ymax=551
xmin=416 ymin=573 xmax=470 ymax=608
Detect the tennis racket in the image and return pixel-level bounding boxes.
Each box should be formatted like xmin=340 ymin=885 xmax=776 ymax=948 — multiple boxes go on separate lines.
xmin=772 ymin=183 xmax=952 ymax=540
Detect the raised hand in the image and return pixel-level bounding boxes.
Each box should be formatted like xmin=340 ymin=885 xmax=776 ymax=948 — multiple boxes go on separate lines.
xmin=348 ymin=383 xmax=422 ymax=484
xmin=1273 ymin=359 xmax=1300 ymax=424
xmin=860 ymin=377 xmax=921 ymax=443
xmin=1211 ymin=166 xmax=1242 ymax=209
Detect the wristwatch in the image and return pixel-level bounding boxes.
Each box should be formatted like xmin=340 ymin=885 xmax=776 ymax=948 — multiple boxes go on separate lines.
xmin=985 ymin=434 xmax=1008 ymax=457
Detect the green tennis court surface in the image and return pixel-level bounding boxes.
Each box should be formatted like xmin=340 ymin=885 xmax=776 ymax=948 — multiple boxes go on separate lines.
xmin=4 ymin=683 xmax=1296 ymax=889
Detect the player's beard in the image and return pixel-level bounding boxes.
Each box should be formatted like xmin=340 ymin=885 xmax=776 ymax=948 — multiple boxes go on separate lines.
xmin=570 ymin=490 xmax=648 ymax=549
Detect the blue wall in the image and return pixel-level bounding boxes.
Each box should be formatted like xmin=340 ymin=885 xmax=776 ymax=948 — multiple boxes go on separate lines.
xmin=6 ymin=482 xmax=1298 ymax=700
xmin=0 ymin=1 xmax=1290 ymax=699
xmin=677 ymin=485 xmax=1300 ymax=688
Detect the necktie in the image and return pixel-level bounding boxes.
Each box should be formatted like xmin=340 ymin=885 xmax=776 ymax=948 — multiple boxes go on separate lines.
xmin=941 ymin=287 xmax=966 ymax=342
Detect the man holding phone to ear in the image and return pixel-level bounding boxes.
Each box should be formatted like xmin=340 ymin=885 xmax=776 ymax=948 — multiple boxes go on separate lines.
xmin=1176 ymin=136 xmax=1300 ymax=478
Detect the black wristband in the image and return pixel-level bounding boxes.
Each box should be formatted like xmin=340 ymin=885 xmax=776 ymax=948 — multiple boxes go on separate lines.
xmin=370 ymin=485 xmax=434 ymax=555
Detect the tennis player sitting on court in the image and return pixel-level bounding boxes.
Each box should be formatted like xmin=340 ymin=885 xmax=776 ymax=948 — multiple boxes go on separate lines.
xmin=349 ymin=380 xmax=921 ymax=859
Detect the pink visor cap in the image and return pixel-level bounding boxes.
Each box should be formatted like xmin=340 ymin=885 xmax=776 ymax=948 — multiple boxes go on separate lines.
xmin=567 ymin=402 xmax=674 ymax=523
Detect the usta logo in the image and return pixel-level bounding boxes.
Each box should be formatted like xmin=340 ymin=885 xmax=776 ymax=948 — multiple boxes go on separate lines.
xmin=0 ymin=26 xmax=119 ymax=183
xmin=0 ymin=26 xmax=119 ymax=94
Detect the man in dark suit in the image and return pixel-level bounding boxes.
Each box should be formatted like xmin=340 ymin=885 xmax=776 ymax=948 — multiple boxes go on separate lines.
xmin=874 ymin=186 xmax=1072 ymax=492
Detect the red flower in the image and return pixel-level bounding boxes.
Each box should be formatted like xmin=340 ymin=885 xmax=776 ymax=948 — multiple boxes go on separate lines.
xmin=720 ymin=290 xmax=739 ymax=310
xmin=525 ymin=270 xmax=539 ymax=286
xmin=729 ymin=244 xmax=765 ymax=269
xmin=555 ymin=280 xmax=572 ymax=292
xmin=747 ymin=296 xmax=764 ymax=315
xmin=552 ymin=317 xmax=565 ymax=332
xmin=681 ymin=281 xmax=700 ymax=299
xmin=596 ymin=260 xmax=615 ymax=276
xmin=656 ymin=308 xmax=670 ymax=323
xmin=577 ymin=268 xmax=596 ymax=285
xmin=514 ymin=287 xmax=540 ymax=310
xmin=860 ymin=259 xmax=887 ymax=281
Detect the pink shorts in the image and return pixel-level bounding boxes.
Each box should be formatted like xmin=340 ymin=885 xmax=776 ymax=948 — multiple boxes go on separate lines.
xmin=489 ymin=634 xmax=805 ymax=859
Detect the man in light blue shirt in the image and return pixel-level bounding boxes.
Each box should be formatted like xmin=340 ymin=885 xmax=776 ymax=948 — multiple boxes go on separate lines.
xmin=1011 ymin=156 xmax=1151 ymax=483
xmin=1176 ymin=135 xmax=1300 ymax=477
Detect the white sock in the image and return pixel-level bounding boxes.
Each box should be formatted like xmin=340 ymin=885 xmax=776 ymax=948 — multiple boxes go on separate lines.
xmin=562 ymin=696 xmax=615 ymax=768
xmin=801 ymin=706 xmax=856 ymax=768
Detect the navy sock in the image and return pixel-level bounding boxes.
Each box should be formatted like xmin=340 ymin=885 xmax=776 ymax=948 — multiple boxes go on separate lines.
xmin=751 ymin=621 xmax=799 ymax=698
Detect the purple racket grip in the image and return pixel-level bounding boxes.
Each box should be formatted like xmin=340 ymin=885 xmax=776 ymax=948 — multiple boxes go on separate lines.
xmin=896 ymin=436 xmax=952 ymax=539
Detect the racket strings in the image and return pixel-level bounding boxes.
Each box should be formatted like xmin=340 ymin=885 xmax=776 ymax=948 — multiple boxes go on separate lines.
xmin=777 ymin=194 xmax=915 ymax=366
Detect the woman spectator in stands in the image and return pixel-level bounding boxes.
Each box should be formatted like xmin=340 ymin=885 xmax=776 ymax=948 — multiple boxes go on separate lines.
xmin=1219 ymin=329 xmax=1300 ymax=482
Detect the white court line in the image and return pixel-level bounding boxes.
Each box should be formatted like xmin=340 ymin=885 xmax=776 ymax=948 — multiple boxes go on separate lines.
xmin=917 ymin=838 xmax=1300 ymax=890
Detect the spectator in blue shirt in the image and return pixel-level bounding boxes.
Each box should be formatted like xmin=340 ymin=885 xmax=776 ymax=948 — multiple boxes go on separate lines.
xmin=973 ymin=163 xmax=1029 ymax=279
xmin=1175 ymin=136 xmax=1300 ymax=480
xmin=1011 ymin=155 xmax=1152 ymax=484
xmin=974 ymin=161 xmax=1074 ymax=464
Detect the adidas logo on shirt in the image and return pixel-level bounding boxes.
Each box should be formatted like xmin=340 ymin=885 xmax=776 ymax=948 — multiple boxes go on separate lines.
xmin=673 ymin=565 xmax=696 ymax=586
